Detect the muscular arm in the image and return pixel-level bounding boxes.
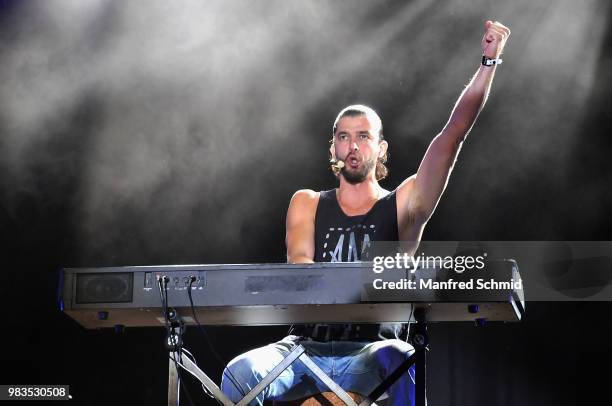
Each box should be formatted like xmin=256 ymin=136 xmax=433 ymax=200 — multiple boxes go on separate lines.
xmin=285 ymin=189 xmax=319 ymax=263
xmin=398 ymin=21 xmax=511 ymax=224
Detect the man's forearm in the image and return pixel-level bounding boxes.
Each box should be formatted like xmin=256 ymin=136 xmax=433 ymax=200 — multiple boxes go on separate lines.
xmin=444 ymin=64 xmax=497 ymax=142
xmin=441 ymin=20 xmax=510 ymax=144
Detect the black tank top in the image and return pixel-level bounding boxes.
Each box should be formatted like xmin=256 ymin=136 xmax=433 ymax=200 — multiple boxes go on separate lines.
xmin=291 ymin=189 xmax=405 ymax=342
xmin=314 ymin=189 xmax=398 ymax=262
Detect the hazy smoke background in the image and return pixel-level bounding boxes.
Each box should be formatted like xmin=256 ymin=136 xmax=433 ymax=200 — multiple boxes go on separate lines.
xmin=2 ymin=0 xmax=610 ymax=268
xmin=1 ymin=1 xmax=611 ymax=404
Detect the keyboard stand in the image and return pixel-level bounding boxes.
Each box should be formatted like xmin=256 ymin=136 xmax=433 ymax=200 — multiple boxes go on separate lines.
xmin=168 ymin=358 xmax=179 ymax=406
xmin=168 ymin=344 xmax=383 ymax=406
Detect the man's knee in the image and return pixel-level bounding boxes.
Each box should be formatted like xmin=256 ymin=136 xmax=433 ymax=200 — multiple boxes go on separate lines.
xmin=222 ymin=351 xmax=263 ymax=402
xmin=222 ymin=345 xmax=288 ymax=390
xmin=224 ymin=349 xmax=263 ymax=384
xmin=371 ymin=339 xmax=415 ymax=366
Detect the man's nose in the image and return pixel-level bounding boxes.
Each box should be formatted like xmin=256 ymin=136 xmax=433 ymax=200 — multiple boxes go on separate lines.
xmin=351 ymin=141 xmax=359 ymax=151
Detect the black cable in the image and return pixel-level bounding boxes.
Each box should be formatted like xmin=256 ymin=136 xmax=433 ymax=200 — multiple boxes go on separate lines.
xmin=186 ymin=277 xmax=248 ymax=398
xmin=170 ymin=354 xmax=224 ymax=405
xmin=180 ymin=349 xmax=219 ymax=401
xmin=162 ymin=276 xmax=193 ymax=406
xmin=157 ymin=276 xmax=171 ymax=335
xmin=174 ymin=346 xmax=217 ymax=400
xmin=158 ymin=276 xmax=196 ymax=406
xmin=405 ymin=303 xmax=414 ymax=343
xmin=157 ymin=276 xmax=180 ymax=354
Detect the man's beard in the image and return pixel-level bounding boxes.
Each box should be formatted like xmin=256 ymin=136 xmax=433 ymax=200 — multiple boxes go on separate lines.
xmin=341 ymin=158 xmax=376 ymax=184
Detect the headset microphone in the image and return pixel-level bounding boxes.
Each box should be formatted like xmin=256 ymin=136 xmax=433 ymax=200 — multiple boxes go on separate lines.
xmin=331 ymin=159 xmax=345 ymax=170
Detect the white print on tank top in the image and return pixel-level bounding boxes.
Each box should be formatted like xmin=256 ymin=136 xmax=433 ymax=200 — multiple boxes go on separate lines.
xmin=322 ymin=224 xmax=375 ymax=262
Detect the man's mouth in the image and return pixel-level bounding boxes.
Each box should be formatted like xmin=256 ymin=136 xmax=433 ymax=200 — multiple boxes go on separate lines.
xmin=346 ymin=155 xmax=360 ymax=168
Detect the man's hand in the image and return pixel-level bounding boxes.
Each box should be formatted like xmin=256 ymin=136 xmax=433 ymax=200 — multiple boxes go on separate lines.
xmin=482 ymin=20 xmax=511 ymax=59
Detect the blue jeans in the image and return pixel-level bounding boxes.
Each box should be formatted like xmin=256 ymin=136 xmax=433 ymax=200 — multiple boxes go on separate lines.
xmin=221 ymin=335 xmax=415 ymax=405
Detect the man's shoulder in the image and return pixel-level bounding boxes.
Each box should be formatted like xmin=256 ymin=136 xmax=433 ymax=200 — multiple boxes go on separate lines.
xmin=289 ymin=189 xmax=320 ymax=211
xmin=287 ymin=189 xmax=320 ymax=224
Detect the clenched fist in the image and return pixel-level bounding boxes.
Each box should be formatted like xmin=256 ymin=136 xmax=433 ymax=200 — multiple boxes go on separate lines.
xmin=482 ymin=20 xmax=510 ymax=59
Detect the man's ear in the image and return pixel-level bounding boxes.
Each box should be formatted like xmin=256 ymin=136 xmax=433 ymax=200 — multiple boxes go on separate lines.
xmin=378 ymin=140 xmax=388 ymax=159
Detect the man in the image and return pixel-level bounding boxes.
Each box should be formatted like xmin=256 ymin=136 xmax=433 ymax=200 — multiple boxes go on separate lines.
xmin=222 ymin=20 xmax=510 ymax=405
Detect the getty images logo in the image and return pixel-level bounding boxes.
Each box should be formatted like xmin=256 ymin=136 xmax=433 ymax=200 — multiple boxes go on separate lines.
xmin=372 ymin=253 xmax=487 ymax=274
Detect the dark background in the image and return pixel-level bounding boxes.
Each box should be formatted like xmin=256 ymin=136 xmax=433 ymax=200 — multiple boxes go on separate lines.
xmin=1 ymin=0 xmax=611 ymax=404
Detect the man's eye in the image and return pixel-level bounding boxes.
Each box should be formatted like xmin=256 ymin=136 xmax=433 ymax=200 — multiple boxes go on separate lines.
xmin=360 ymin=134 xmax=369 ymax=139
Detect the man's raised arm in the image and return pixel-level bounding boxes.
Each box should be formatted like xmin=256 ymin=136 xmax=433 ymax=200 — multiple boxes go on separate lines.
xmin=398 ymin=20 xmax=511 ymax=223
